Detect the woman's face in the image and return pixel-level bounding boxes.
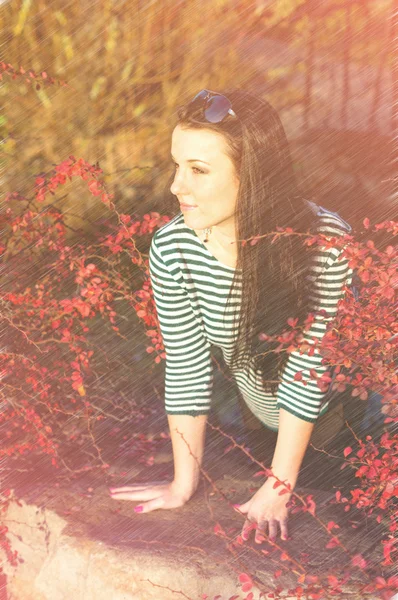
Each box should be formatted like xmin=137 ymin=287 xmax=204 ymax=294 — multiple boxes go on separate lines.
xmin=170 ymin=124 xmax=240 ymax=232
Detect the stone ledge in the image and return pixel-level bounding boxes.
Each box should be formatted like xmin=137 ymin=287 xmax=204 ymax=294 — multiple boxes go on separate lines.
xmin=0 ymin=477 xmax=384 ymax=600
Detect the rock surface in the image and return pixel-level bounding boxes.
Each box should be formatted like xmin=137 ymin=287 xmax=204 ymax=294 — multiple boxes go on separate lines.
xmin=1 ymin=470 xmax=386 ymax=600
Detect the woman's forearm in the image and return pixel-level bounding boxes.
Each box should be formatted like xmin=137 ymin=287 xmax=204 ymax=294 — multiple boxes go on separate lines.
xmin=167 ymin=413 xmax=208 ymax=498
xmin=270 ymin=408 xmax=315 ymax=490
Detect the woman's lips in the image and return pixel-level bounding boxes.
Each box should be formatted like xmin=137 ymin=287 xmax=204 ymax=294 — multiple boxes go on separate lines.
xmin=180 ymin=204 xmax=198 ymax=211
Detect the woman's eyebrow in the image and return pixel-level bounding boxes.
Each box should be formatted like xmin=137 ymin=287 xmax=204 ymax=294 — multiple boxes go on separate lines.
xmin=171 ymin=154 xmax=210 ymax=165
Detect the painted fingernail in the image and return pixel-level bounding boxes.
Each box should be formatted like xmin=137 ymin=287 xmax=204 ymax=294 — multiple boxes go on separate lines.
xmin=233 ymin=504 xmax=240 ymax=509
xmin=134 ymin=505 xmax=143 ymax=513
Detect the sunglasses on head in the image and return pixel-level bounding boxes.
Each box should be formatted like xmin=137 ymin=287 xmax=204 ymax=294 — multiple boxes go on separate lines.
xmin=188 ymin=89 xmax=238 ymax=123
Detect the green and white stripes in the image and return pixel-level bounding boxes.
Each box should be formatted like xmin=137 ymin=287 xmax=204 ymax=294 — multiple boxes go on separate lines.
xmin=149 ymin=211 xmax=352 ymax=432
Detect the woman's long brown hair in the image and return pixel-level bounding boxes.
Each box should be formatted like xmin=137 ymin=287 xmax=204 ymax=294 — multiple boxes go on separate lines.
xmin=169 ymin=89 xmax=319 ymax=393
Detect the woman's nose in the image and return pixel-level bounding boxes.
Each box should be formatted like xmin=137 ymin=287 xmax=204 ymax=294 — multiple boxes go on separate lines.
xmin=170 ymin=170 xmax=188 ymax=196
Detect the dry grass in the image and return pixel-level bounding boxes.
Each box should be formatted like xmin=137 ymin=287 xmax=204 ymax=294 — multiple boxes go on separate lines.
xmin=0 ymin=0 xmax=392 ymax=230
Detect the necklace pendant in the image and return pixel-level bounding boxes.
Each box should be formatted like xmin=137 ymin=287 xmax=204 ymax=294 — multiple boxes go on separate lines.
xmin=203 ymin=227 xmax=212 ymax=242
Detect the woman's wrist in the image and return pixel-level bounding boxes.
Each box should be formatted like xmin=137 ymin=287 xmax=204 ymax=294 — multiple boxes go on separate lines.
xmin=171 ymin=478 xmax=198 ymax=501
xmin=268 ymin=468 xmax=297 ymax=494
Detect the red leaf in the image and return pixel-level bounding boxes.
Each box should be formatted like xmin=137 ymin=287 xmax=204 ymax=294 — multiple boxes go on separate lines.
xmin=327 ymin=575 xmax=340 ymax=588
xmin=305 ymin=575 xmax=319 ymax=584
xmin=363 ymin=217 xmax=370 ymax=229
xmin=88 ymin=180 xmax=102 ymax=196
xmin=351 ymin=554 xmax=367 ymax=569
xmin=343 ymin=446 xmax=352 ymax=457
xmin=326 ymin=536 xmax=341 ymax=549
xmin=305 ymin=495 xmax=316 ymax=515
xmin=213 ymin=523 xmax=225 ymax=536
xmin=327 ymin=521 xmax=340 ymax=532
xmin=254 ymin=469 xmax=271 ymax=477
xmin=280 ymin=552 xmax=289 ymax=561
xmin=382 ymin=286 xmax=395 ymax=300
xmin=239 ymin=573 xmax=252 ymax=584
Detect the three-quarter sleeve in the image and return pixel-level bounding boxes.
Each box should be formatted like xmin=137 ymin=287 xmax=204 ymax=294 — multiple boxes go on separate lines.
xmin=276 ymin=243 xmax=352 ymax=423
xmin=149 ymin=234 xmax=214 ymax=415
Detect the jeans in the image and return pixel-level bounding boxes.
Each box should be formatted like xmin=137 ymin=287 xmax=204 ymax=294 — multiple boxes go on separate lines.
xmin=359 ymin=391 xmax=385 ymax=435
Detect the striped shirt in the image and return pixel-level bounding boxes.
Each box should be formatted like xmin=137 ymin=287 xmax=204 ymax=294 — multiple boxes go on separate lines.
xmin=149 ymin=202 xmax=352 ymax=431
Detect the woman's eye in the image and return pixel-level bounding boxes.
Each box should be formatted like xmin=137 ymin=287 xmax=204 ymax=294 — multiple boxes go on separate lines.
xmin=172 ymin=162 xmax=204 ymax=175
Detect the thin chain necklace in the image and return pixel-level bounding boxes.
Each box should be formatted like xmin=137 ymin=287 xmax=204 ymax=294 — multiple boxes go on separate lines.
xmin=203 ymin=226 xmax=236 ymax=246
xmin=203 ymin=227 xmax=212 ymax=242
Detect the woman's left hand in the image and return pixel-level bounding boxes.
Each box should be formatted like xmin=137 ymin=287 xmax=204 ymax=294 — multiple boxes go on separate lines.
xmin=234 ymin=477 xmax=291 ymax=544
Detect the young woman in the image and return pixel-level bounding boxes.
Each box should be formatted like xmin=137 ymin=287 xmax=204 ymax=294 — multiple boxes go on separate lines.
xmin=109 ymin=89 xmax=352 ymax=544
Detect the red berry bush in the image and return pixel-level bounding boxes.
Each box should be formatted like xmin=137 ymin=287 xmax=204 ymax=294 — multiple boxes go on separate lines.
xmin=0 ymin=61 xmax=397 ymax=600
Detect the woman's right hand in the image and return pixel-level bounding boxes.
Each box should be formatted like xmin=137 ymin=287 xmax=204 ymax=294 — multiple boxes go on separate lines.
xmin=108 ymin=480 xmax=195 ymax=513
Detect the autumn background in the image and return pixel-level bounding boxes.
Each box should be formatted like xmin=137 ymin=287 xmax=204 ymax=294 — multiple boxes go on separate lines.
xmin=0 ymin=1 xmax=397 ymax=599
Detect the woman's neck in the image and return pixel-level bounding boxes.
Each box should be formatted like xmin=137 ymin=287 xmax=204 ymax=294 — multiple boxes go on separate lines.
xmin=204 ymin=216 xmax=237 ymax=248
